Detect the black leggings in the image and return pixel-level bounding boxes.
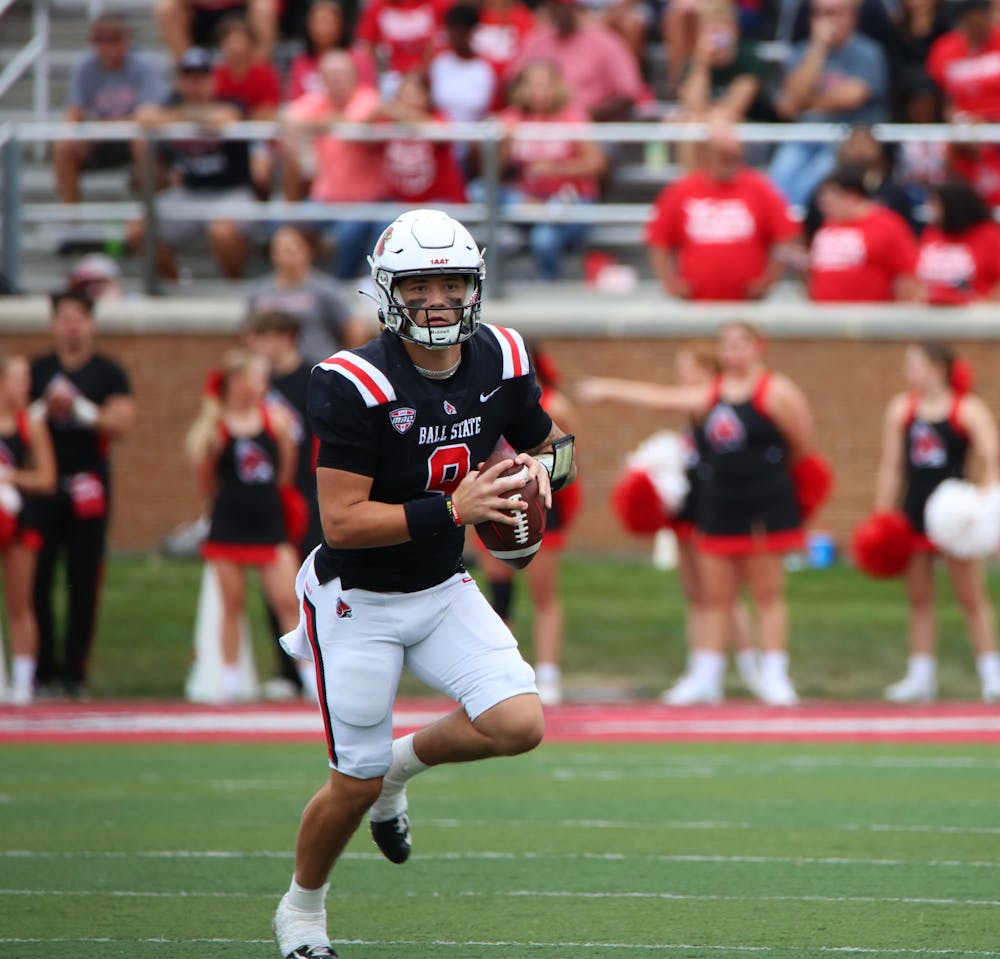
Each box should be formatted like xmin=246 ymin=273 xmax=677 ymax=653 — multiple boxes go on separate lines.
xmin=32 ymin=490 xmax=108 ymax=688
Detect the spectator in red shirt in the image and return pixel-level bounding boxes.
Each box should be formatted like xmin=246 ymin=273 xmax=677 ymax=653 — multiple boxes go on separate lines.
xmin=156 ymin=0 xmax=277 ymax=62
xmin=492 ymin=59 xmax=607 ymax=279
xmin=505 ymin=0 xmax=646 ymax=120
xmin=368 ymin=71 xmax=467 ymax=204
xmin=286 ymin=0 xmax=377 ymax=101
xmin=916 ymin=178 xmax=1000 ymax=304
xmin=927 ymin=0 xmax=1000 ymax=121
xmin=808 ymin=165 xmax=921 ymax=302
xmin=472 ymin=0 xmax=535 ymax=81
xmin=645 ymin=124 xmax=799 ymax=301
xmin=213 ymin=15 xmax=281 ymax=196
xmin=353 ymin=0 xmax=450 ymax=93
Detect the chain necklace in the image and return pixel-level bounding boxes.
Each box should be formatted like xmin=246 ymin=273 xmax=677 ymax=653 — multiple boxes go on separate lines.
xmin=413 ymin=355 xmax=462 ymax=380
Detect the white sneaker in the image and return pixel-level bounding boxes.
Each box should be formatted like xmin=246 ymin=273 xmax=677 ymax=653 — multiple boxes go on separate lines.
xmin=273 ymin=893 xmax=334 ymax=959
xmin=884 ymin=673 xmax=937 ymax=703
xmin=10 ymin=686 xmax=32 ymax=707
xmin=757 ymin=672 xmax=799 ymax=707
xmin=982 ymin=679 xmax=1000 ymax=703
xmin=536 ymin=677 xmax=563 ymax=706
xmin=661 ymin=672 xmax=723 ymax=706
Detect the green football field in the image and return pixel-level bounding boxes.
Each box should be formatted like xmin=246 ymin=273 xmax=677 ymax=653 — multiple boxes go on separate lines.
xmin=2 ymin=740 xmax=998 ymax=959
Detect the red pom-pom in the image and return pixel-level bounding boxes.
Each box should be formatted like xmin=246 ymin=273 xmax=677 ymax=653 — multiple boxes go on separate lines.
xmin=950 ymin=357 xmax=974 ymax=394
xmin=280 ymin=485 xmax=310 ymax=546
xmin=791 ymin=452 xmax=835 ymax=521
xmin=851 ymin=511 xmax=914 ymax=578
xmin=610 ymin=468 xmax=672 ymax=535
xmin=553 ymin=479 xmax=583 ymax=530
xmin=203 ymin=367 xmax=224 ymax=398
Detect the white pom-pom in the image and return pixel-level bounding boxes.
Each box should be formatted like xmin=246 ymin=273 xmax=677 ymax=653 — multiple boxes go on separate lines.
xmin=0 ymin=483 xmax=22 ymax=516
xmin=925 ymin=479 xmax=1000 ymax=559
xmin=626 ymin=431 xmax=690 ymax=514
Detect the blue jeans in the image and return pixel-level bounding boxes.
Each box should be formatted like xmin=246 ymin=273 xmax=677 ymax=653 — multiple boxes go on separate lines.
xmin=468 ymin=182 xmax=593 ymax=280
xmin=768 ymin=142 xmax=837 ymax=209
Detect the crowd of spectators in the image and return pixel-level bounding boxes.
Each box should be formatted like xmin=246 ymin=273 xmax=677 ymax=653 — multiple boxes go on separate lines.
xmin=40 ymin=0 xmax=1000 ymax=299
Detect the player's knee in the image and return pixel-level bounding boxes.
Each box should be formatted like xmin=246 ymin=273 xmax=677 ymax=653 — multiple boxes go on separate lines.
xmin=324 ymin=771 xmax=383 ymax=813
xmin=494 ymin=708 xmax=544 ymax=756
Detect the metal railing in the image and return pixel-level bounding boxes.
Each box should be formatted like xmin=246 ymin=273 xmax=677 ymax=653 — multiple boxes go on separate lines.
xmin=0 ymin=0 xmax=50 ymax=132
xmin=6 ymin=118 xmax=1000 ymax=295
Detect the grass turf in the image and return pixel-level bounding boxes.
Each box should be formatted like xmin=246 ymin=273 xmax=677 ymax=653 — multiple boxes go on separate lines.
xmin=1 ymin=741 xmax=998 ymax=959
xmin=74 ymin=553 xmax=997 ymax=700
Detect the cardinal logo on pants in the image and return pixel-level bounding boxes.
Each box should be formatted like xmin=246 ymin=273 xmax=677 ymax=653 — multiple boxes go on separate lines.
xmin=336 ymin=597 xmax=353 ymax=619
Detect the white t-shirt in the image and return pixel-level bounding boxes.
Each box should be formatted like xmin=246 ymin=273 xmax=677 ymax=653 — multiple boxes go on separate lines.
xmin=428 ymin=50 xmax=496 ymax=122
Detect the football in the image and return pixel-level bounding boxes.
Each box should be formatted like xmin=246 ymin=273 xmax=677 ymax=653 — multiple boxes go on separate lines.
xmin=474 ymin=445 xmax=546 ymax=569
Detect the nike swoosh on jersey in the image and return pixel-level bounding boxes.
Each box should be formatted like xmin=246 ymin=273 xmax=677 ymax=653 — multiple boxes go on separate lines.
xmin=480 ymin=386 xmax=502 ymax=403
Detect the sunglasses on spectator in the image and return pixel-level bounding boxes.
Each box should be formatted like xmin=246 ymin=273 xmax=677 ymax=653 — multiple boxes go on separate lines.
xmin=91 ymin=32 xmax=126 ymax=43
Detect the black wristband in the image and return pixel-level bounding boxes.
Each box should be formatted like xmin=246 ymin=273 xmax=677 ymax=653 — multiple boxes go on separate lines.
xmin=404 ymin=496 xmax=455 ymax=540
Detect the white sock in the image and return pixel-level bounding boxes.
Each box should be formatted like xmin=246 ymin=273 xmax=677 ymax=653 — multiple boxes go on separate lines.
xmin=286 ymin=877 xmax=328 ymax=912
xmin=368 ymin=732 xmax=428 ymax=822
xmin=976 ymin=652 xmax=1000 ymax=687
xmin=760 ymin=651 xmax=790 ymax=681
xmin=12 ymin=655 xmax=35 ymax=692
xmin=221 ymin=665 xmax=242 ymax=700
xmin=535 ymin=662 xmax=560 ymax=685
xmin=907 ymin=654 xmax=936 ymax=684
xmin=690 ymin=650 xmax=726 ymax=685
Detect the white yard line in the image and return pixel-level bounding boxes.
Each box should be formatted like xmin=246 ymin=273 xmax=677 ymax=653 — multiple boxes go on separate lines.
xmin=3 ymin=849 xmax=1000 ymax=868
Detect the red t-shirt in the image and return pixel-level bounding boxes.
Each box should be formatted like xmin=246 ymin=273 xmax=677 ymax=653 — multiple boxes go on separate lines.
xmin=809 ymin=205 xmax=918 ymax=302
xmin=382 ymin=116 xmax=466 ymax=203
xmin=472 ymin=4 xmax=535 ymax=77
xmin=644 ymin=169 xmax=799 ymax=301
xmin=948 ymin=144 xmax=1000 ymax=206
xmin=927 ymin=27 xmax=1000 ymax=120
xmin=500 ymin=105 xmax=600 ymax=201
xmin=213 ymin=61 xmax=280 ymax=113
xmin=916 ymin=221 xmax=1000 ymax=305
xmin=354 ymin=0 xmax=450 ymax=74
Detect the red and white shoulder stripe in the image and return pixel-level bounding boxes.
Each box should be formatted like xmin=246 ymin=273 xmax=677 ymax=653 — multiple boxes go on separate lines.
xmin=317 ymin=352 xmax=397 ymax=408
xmin=483 ymin=324 xmax=530 ymax=380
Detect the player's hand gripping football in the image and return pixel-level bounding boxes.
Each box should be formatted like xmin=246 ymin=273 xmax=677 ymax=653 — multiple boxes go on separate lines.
xmin=452 ymin=453 xmax=550 ymax=527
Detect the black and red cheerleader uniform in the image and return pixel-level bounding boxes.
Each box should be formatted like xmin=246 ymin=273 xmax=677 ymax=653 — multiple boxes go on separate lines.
xmin=202 ymin=407 xmax=288 ymax=565
xmin=0 ymin=410 xmax=43 ymax=551
xmin=673 ymin=420 xmax=708 ymax=542
xmin=696 ymin=372 xmax=804 ymax=555
xmin=901 ymin=393 xmax=969 ymax=553
xmin=539 ymin=384 xmax=581 ymax=551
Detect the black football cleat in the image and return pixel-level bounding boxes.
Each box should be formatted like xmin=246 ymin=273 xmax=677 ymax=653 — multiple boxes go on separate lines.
xmin=285 ymin=947 xmax=338 ymax=959
xmin=370 ymin=812 xmax=411 ymax=864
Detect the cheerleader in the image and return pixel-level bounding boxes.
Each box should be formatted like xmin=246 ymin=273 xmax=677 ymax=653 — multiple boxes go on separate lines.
xmin=874 ymin=343 xmax=1000 ymax=702
xmin=663 ymin=347 xmax=758 ymax=705
xmin=479 ymin=344 xmax=582 ymax=705
xmin=579 ymin=322 xmax=818 ymax=706
xmin=186 ymin=350 xmax=304 ymax=704
xmin=0 ymin=356 xmax=56 ymax=704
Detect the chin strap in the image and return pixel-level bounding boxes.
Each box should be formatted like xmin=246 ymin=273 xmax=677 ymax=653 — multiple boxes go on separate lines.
xmin=534 ymin=434 xmax=575 ymax=492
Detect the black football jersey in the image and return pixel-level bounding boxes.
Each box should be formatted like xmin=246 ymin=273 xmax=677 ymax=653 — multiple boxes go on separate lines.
xmin=308 ymin=325 xmax=553 ymax=592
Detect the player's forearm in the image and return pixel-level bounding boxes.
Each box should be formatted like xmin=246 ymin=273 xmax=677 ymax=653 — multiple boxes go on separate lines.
xmin=320 ymin=500 xmax=420 ymax=549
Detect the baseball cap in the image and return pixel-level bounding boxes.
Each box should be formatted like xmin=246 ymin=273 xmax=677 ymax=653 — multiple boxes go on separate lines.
xmin=178 ymin=47 xmax=213 ymax=73
xmin=954 ymin=0 xmax=991 ymax=16
xmin=68 ymin=253 xmax=121 ymax=288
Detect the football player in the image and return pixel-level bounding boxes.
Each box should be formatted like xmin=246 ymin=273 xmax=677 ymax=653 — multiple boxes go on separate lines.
xmin=272 ymin=209 xmax=576 ymax=959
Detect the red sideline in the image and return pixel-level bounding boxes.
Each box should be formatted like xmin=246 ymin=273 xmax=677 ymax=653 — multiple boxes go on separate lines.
xmin=1 ymin=698 xmax=999 ymax=744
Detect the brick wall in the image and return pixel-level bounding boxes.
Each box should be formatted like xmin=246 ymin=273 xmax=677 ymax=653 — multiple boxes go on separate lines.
xmin=8 ymin=330 xmax=1000 ymax=555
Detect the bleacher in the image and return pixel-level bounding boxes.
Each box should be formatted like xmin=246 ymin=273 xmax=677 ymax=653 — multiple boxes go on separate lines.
xmin=0 ymin=0 xmax=689 ymax=297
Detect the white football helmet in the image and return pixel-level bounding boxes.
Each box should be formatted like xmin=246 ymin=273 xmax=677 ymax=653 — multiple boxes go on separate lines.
xmin=368 ymin=209 xmax=485 ymax=350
